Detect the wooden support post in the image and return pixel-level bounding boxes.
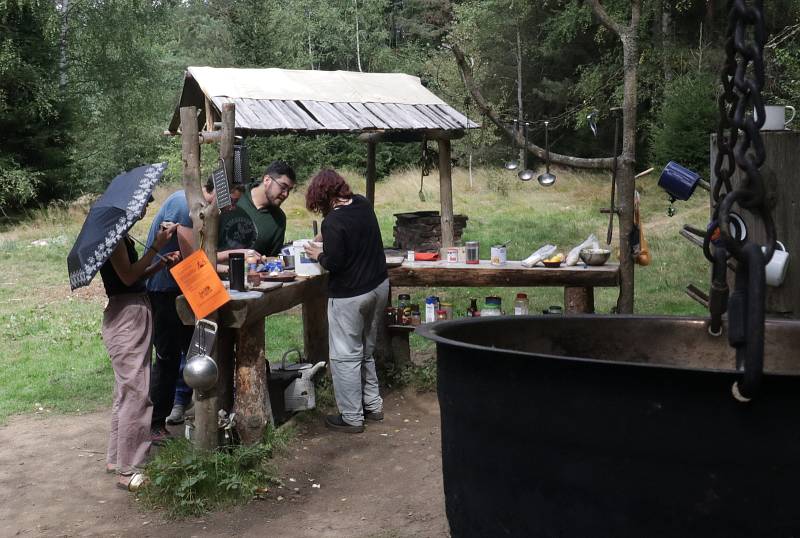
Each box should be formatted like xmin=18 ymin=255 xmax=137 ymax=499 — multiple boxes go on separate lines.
xmin=205 ymin=97 xmax=215 ymax=132
xmin=234 ymin=321 xmax=273 ymax=445
xmin=180 ymin=106 xmax=218 ymax=450
xmin=564 ymin=286 xmax=595 ymax=314
xmin=302 ymin=292 xmax=329 ymax=364
xmin=438 ymin=139 xmax=454 ymax=248
xmin=220 ymin=103 xmax=235 ymax=195
xmin=216 ymin=328 xmax=235 ymax=413
xmin=366 ymin=141 xmax=377 ymax=205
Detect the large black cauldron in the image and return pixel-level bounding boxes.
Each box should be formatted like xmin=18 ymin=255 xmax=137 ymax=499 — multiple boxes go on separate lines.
xmin=416 ymin=315 xmax=800 ymax=538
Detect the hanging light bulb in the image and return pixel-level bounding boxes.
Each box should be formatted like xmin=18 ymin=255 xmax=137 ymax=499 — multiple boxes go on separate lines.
xmin=537 ymin=121 xmax=556 ymax=186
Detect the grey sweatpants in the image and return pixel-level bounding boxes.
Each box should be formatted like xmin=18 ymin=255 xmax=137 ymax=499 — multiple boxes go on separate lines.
xmin=327 ymin=278 xmax=390 ymax=426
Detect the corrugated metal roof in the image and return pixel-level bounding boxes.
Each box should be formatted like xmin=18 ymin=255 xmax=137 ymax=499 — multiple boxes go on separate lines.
xmin=168 ymin=67 xmax=478 ymax=135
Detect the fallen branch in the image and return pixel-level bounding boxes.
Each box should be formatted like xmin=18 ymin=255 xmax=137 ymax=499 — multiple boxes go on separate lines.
xmin=449 ymin=43 xmax=615 ymax=170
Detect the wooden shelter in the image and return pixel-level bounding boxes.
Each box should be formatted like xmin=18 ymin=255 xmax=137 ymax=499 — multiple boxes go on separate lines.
xmin=168 ymin=66 xmax=478 ymax=247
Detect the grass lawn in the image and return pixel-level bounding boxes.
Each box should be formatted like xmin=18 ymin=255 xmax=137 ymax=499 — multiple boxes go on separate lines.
xmin=0 ymin=164 xmax=710 ymax=423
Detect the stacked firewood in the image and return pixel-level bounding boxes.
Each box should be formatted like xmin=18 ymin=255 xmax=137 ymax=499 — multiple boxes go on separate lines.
xmin=392 ymin=211 xmax=468 ymax=252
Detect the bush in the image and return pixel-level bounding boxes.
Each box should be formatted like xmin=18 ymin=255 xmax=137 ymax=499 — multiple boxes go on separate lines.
xmin=649 ymin=73 xmax=718 ymax=178
xmin=0 ymin=160 xmax=41 ymax=212
xmin=139 ymin=426 xmax=291 ymax=517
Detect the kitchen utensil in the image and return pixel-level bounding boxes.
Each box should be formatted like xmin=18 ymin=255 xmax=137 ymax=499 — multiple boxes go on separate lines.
xmin=587 ymin=110 xmax=599 ymax=137
xmin=537 ymin=120 xmax=556 ymax=187
xmin=518 ymin=122 xmax=535 ymax=181
xmin=312 ymin=220 xmax=318 ymax=237
xmin=755 ymin=104 xmax=796 ymax=130
xmin=606 ymin=108 xmax=621 ymax=244
xmin=504 ymin=120 xmax=520 ymax=170
xmin=184 ymin=353 xmax=219 ymax=391
xmin=579 ymin=248 xmax=611 ymax=266
xmin=273 ymin=348 xmax=327 ymax=412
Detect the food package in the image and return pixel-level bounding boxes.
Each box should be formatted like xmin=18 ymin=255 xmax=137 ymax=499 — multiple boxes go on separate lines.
xmin=565 ymin=234 xmax=599 ymax=266
xmin=521 ymin=244 xmax=558 ymax=268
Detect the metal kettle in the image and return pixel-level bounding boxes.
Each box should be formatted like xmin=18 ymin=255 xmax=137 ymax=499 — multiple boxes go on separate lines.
xmin=273 ymin=348 xmax=327 ymax=412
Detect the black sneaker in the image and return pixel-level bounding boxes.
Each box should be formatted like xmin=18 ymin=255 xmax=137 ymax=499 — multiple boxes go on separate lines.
xmin=324 ymin=414 xmax=365 ymax=433
xmin=364 ymin=409 xmax=384 ymax=421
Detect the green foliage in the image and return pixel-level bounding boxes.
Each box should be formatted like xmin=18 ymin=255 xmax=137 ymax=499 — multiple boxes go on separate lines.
xmin=0 ymin=0 xmax=72 ymax=208
xmin=649 ymin=73 xmax=718 ymax=177
xmin=139 ymin=427 xmax=291 ymax=517
xmin=246 ymin=134 xmax=419 ymax=183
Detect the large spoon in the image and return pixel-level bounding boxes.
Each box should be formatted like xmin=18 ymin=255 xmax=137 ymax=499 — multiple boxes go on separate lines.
xmin=504 ymin=119 xmax=520 ymax=170
xmin=537 ymin=120 xmax=556 ymax=186
xmin=518 ymin=122 xmax=535 ymax=181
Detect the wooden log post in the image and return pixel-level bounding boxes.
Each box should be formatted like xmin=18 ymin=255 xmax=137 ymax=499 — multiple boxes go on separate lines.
xmin=302 ymin=292 xmax=329 ymax=364
xmin=366 ymin=141 xmax=377 ymax=205
xmin=234 ymin=321 xmax=273 ymax=445
xmin=564 ymin=286 xmax=595 ymax=314
xmin=216 ymin=327 xmax=235 ymax=413
xmin=438 ymin=139 xmax=454 ymax=248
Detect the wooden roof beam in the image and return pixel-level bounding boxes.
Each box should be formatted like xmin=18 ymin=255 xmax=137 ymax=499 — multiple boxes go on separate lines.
xmin=358 ymin=129 xmax=465 ymax=143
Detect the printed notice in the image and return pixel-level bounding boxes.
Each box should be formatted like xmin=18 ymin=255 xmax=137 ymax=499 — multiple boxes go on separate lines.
xmin=170 ymin=250 xmax=230 ymax=319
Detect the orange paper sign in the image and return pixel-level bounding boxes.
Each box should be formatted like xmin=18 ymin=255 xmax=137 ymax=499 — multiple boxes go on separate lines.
xmin=170 ymin=250 xmax=230 ymax=319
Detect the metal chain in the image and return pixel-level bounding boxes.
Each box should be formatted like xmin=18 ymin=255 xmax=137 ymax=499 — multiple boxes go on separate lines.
xmin=707 ymin=0 xmax=776 ymax=401
xmin=710 ymin=0 xmax=776 ymax=263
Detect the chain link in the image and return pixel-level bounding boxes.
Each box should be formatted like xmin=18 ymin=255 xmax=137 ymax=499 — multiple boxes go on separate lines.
xmin=709 ymin=0 xmax=776 ymax=263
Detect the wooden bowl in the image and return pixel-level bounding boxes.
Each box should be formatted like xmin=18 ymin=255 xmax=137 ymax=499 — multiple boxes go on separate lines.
xmin=542 ymin=260 xmax=563 ymax=268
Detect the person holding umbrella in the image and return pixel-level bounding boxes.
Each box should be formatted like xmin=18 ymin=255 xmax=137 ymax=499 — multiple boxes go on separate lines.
xmin=67 ymin=163 xmax=179 ymax=490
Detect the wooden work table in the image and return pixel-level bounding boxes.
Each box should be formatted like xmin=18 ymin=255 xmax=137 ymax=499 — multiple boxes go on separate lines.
xmin=388 ymin=260 xmax=620 ymax=312
xmin=176 ymin=274 xmax=328 ymax=447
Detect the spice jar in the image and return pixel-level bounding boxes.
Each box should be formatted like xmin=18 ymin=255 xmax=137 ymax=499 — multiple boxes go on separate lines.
xmin=514 ymin=293 xmax=529 ymax=315
xmin=436 ymin=309 xmax=448 ymax=321
xmin=410 ymin=305 xmax=421 ymax=326
xmin=440 ymin=302 xmax=453 ymax=320
xmin=466 ymin=241 xmax=480 ymax=264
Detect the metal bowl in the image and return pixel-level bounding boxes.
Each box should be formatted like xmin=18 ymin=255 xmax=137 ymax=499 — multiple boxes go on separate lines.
xmin=579 ymin=248 xmax=611 ymax=266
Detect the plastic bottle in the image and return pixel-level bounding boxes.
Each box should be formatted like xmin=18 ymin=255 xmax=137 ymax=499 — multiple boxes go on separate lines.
xmin=514 ymin=293 xmax=529 ymax=315
xmin=425 ymin=296 xmax=437 ymax=323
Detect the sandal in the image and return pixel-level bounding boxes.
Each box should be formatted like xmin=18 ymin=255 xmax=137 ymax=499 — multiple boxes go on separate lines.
xmin=116 ymin=472 xmax=146 ymax=492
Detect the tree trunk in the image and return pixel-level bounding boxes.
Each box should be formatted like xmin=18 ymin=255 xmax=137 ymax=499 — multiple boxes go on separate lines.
xmin=354 ymin=0 xmax=363 ymax=72
xmin=58 ymin=0 xmax=69 ymax=94
xmin=451 ymin=44 xmax=615 ymax=170
xmin=584 ymin=0 xmax=641 ymax=314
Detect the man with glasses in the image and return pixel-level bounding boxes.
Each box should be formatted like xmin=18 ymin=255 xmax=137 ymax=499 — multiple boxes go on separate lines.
xmin=233 ymin=160 xmax=296 ymax=256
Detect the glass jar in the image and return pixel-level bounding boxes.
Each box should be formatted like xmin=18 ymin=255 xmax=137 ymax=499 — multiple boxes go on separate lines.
xmin=480 ymin=304 xmax=501 ymax=317
xmin=411 ymin=308 xmax=421 ymax=326
xmin=436 ymin=309 xmax=448 ymax=321
xmin=440 ymin=302 xmax=453 ymax=320
xmin=467 ymin=298 xmax=479 ymax=317
xmin=466 ymin=241 xmax=480 ymax=264
xmin=398 ymin=294 xmax=411 ymax=309
xmin=514 ymin=293 xmax=529 ymax=315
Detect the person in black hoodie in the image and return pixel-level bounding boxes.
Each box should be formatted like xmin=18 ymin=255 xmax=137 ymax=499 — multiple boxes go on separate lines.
xmin=304 ymin=169 xmax=389 ymax=433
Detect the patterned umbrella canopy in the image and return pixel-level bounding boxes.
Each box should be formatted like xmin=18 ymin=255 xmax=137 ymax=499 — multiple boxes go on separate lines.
xmin=67 ymin=162 xmax=168 ymax=290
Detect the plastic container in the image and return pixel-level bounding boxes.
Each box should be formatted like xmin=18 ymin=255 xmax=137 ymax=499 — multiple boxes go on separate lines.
xmin=514 ymin=293 xmax=529 ymax=315
xmin=425 ymin=296 xmax=438 ymax=323
xmin=480 ymin=304 xmax=501 ymax=317
xmin=293 ymin=240 xmax=325 ymax=276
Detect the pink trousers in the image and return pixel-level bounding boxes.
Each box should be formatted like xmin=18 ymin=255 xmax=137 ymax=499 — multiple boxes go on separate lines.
xmin=101 ymin=293 xmax=153 ymax=474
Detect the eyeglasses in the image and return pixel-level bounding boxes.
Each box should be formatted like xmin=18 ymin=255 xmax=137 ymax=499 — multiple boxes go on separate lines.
xmin=269 ymin=176 xmax=294 ymax=194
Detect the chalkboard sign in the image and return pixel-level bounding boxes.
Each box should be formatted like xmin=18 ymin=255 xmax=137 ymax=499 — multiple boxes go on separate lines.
xmin=212 ymin=160 xmax=232 ymax=209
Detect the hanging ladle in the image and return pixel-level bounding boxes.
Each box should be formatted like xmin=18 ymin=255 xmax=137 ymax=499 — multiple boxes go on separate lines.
xmin=504 ymin=119 xmax=520 ymax=170
xmin=518 ymin=122 xmax=535 ymax=181
xmin=537 ymin=120 xmax=556 ymax=186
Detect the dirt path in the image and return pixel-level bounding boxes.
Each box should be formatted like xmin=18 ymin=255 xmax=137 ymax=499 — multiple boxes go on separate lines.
xmin=0 ymin=391 xmax=447 ymax=538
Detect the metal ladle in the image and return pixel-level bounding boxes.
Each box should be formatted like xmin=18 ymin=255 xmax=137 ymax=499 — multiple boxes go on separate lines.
xmin=537 ymin=120 xmax=556 ymax=186
xmin=518 ymin=122 xmax=535 ymax=181
xmin=504 ymin=119 xmax=520 ymax=170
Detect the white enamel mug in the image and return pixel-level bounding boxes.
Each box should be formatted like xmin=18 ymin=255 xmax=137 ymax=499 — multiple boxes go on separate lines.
xmin=757 ymin=105 xmax=796 ymax=130
xmin=762 ymin=241 xmax=790 ymax=287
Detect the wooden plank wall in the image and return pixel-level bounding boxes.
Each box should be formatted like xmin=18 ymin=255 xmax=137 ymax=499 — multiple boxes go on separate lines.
xmin=709 ymin=131 xmax=800 ymax=317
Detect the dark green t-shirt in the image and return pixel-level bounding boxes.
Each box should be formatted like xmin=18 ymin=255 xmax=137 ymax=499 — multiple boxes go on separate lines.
xmin=221 ymin=187 xmax=286 ymax=256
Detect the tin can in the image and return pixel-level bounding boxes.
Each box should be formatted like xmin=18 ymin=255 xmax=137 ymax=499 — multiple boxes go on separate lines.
xmin=446 ymin=247 xmax=459 ymax=263
xmin=490 ymin=245 xmax=507 ymax=266
xmin=407 ymin=250 xmax=415 ymax=263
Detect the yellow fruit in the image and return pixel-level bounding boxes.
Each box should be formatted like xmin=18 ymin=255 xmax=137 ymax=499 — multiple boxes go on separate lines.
xmin=545 ymin=253 xmax=564 ymax=263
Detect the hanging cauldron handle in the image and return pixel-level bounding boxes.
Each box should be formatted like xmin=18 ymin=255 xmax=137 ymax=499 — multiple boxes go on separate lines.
xmin=729 ymin=243 xmax=766 ymax=402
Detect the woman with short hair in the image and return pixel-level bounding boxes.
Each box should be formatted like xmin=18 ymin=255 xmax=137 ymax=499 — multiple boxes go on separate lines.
xmin=303 ymin=169 xmax=389 ymax=433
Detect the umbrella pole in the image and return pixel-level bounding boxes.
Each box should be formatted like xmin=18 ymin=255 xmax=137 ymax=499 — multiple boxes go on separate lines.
xmin=128 ymin=234 xmax=168 ymax=264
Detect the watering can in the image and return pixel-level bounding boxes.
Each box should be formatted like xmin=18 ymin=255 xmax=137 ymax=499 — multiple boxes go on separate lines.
xmin=273 ymin=348 xmax=326 ymax=412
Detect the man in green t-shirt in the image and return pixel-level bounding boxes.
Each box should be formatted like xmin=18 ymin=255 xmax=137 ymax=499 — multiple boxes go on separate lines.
xmin=219 ymin=160 xmax=296 ymax=256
